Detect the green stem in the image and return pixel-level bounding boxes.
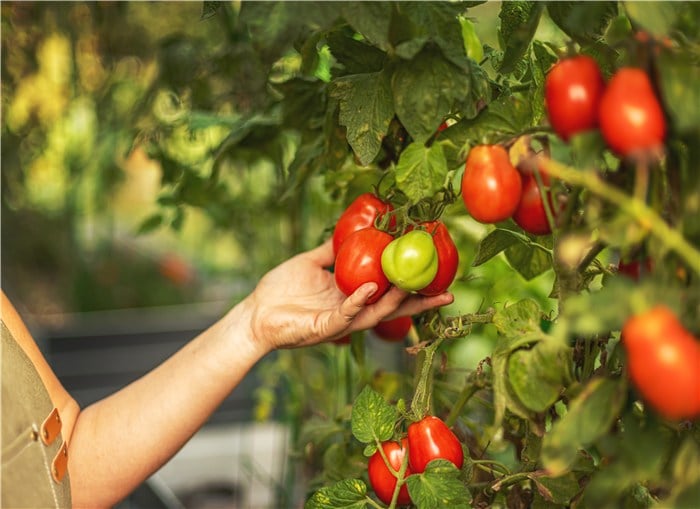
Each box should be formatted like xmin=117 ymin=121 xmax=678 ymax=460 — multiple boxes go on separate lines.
xmin=538 ymin=156 xmax=700 ymax=276
xmin=445 ymin=383 xmax=480 ymax=428
xmin=410 ymin=338 xmax=443 ymax=420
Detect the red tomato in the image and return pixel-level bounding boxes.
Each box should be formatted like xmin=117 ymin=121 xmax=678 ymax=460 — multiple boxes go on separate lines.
xmin=332 ymin=335 xmax=351 ymax=345
xmin=332 ymin=193 xmax=394 ymax=254
xmin=618 ymin=257 xmax=653 ymax=280
xmin=545 ymin=55 xmax=605 ymax=141
xmin=621 ymin=305 xmax=700 ymax=420
xmin=513 ymin=170 xmax=554 ymax=235
xmin=373 ymin=316 xmax=412 ymax=342
xmin=416 ymin=221 xmax=459 ymax=296
xmin=462 ymin=145 xmax=522 ymax=224
xmin=598 ymin=67 xmax=667 ymax=157
xmin=407 ymin=416 xmax=464 ymax=473
xmin=334 ymin=227 xmax=393 ymax=305
xmin=368 ymin=439 xmax=412 ymax=506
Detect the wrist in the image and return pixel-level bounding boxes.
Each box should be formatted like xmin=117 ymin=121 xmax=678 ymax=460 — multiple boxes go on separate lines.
xmin=220 ymin=296 xmax=272 ymax=361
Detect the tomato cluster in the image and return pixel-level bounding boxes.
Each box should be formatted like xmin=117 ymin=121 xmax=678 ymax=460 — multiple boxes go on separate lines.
xmin=545 ymin=55 xmax=667 ymax=157
xmin=333 ymin=193 xmax=459 ymax=305
xmin=621 ymin=306 xmax=700 ymax=420
xmin=368 ymin=416 xmax=464 ymax=506
xmin=461 ymin=145 xmax=556 ymax=235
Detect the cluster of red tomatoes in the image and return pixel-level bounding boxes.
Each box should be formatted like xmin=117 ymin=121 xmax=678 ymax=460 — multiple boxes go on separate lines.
xmin=545 ymin=54 xmax=666 ymax=156
xmin=368 ymin=415 xmax=464 ymax=506
xmin=461 ymin=143 xmax=555 ymax=235
xmin=331 ymin=192 xmax=459 ymax=343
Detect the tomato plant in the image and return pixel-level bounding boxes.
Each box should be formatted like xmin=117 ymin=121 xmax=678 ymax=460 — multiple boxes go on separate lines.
xmin=407 ymin=416 xmax=464 ymax=473
xmin=621 ymin=305 xmax=700 ymax=420
xmin=545 ymin=55 xmax=605 ymax=141
xmin=598 ymin=67 xmax=667 ymax=157
xmin=368 ymin=439 xmax=412 ymax=506
xmin=381 ymin=230 xmax=439 ymax=292
xmin=373 ymin=316 xmax=412 ymax=342
xmin=461 ymin=145 xmax=522 ymax=224
xmin=333 ymin=193 xmax=395 ymax=254
xmin=335 ymin=227 xmax=393 ymax=304
xmin=415 ymin=221 xmax=459 ymax=296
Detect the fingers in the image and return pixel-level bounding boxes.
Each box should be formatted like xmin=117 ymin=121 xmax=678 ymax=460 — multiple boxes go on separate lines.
xmin=339 ymin=283 xmax=378 ymax=322
xmin=384 ymin=292 xmax=454 ymax=321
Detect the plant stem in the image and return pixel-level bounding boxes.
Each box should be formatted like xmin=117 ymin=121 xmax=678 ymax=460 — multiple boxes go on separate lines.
xmin=445 ymin=382 xmax=480 ymax=427
xmin=537 ymin=156 xmax=700 ymax=276
xmin=410 ymin=338 xmax=443 ymax=420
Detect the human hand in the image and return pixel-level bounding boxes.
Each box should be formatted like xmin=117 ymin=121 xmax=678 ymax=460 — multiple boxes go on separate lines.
xmin=241 ymin=240 xmax=453 ymax=352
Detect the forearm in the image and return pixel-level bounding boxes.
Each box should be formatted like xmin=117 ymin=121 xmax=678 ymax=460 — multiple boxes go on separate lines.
xmin=67 ymin=299 xmax=266 ymax=508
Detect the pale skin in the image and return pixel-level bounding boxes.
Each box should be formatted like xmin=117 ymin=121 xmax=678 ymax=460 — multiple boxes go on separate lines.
xmin=3 ymin=240 xmax=453 ymax=508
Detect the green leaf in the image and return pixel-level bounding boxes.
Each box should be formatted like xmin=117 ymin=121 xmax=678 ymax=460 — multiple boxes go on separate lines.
xmin=351 ymin=386 xmax=397 ymax=444
xmin=391 ymin=46 xmax=472 ymax=144
xmin=472 ymin=228 xmax=520 ymax=266
xmin=507 ymin=339 xmax=572 ymax=412
xmin=498 ymin=1 xmax=544 ymax=74
xmin=657 ymin=50 xmax=700 ymax=135
xmin=493 ymin=298 xmax=543 ymax=339
xmin=330 ymin=70 xmax=394 ymax=166
xmin=624 ymin=1 xmax=677 ymax=37
xmin=394 ymin=142 xmax=449 ymax=204
xmin=341 ymin=2 xmax=393 ymax=51
xmin=326 ymin=29 xmax=386 ymax=76
xmin=505 ymin=237 xmax=553 ymax=280
xmin=541 ymin=377 xmax=627 ymax=476
xmin=546 ymin=2 xmax=618 ymax=44
xmin=531 ymin=472 xmax=581 ymax=505
xmin=305 ymin=479 xmax=369 ymax=509
xmin=405 ymin=460 xmax=472 ymax=509
xmin=137 ymin=213 xmax=163 ymax=234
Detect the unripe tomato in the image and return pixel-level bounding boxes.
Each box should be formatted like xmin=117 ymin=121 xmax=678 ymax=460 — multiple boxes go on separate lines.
xmin=621 ymin=305 xmax=700 ymax=420
xmin=335 ymin=227 xmax=393 ymax=304
xmin=368 ymin=439 xmax=412 ymax=506
xmin=407 ymin=416 xmax=464 ymax=473
xmin=416 ymin=221 xmax=459 ymax=296
xmin=381 ymin=230 xmax=439 ymax=292
xmin=462 ymin=145 xmax=522 ymax=224
xmin=332 ymin=193 xmax=394 ymax=254
xmin=513 ymin=171 xmax=554 ymax=235
xmin=545 ymin=55 xmax=605 ymax=141
xmin=598 ymin=67 xmax=667 ymax=157
xmin=373 ymin=316 xmax=412 ymax=342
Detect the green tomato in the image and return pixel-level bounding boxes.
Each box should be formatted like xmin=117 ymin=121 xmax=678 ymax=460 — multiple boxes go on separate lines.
xmin=381 ymin=230 xmax=439 ymax=292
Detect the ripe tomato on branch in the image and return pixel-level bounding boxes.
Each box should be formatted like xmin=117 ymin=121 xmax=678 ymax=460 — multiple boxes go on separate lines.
xmin=334 ymin=227 xmax=393 ymax=304
xmin=513 ymin=170 xmax=555 ymax=236
xmin=621 ymin=305 xmax=700 ymax=420
xmin=545 ymin=55 xmax=605 ymax=141
xmin=407 ymin=416 xmax=464 ymax=473
xmin=332 ymin=193 xmax=395 ymax=254
xmin=368 ymin=439 xmax=412 ymax=506
xmin=415 ymin=221 xmax=459 ymax=296
xmin=461 ymin=145 xmax=523 ymax=224
xmin=373 ymin=315 xmax=413 ymax=342
xmin=598 ymin=67 xmax=667 ymax=157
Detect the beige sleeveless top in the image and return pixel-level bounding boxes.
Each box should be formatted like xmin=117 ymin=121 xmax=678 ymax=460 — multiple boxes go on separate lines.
xmin=2 ymin=321 xmax=72 ymax=508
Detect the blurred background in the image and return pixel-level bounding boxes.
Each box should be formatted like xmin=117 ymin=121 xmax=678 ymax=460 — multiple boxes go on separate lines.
xmin=1 ymin=2 xmax=555 ymax=507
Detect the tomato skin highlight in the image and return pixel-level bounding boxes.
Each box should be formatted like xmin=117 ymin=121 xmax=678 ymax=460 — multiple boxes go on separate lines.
xmin=545 ymin=55 xmax=605 ymax=141
xmin=462 ymin=145 xmax=523 ymax=224
xmin=407 ymin=416 xmax=464 ymax=473
xmin=416 ymin=221 xmax=459 ymax=296
xmin=368 ymin=439 xmax=412 ymax=506
xmin=381 ymin=230 xmax=439 ymax=292
xmin=598 ymin=67 xmax=667 ymax=157
xmin=621 ymin=305 xmax=700 ymax=420
xmin=513 ymin=171 xmax=554 ymax=235
xmin=373 ymin=316 xmax=413 ymax=342
xmin=332 ymin=193 xmax=394 ymax=254
xmin=334 ymin=227 xmax=393 ymax=305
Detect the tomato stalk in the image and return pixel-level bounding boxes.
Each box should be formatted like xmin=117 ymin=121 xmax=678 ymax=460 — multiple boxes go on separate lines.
xmin=445 ymin=380 xmax=482 ymax=428
xmin=409 ymin=337 xmax=443 ymax=421
xmin=536 ymin=155 xmax=700 ymax=276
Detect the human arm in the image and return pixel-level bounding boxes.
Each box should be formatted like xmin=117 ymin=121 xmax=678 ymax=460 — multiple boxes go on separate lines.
xmin=64 ymin=240 xmax=451 ymax=507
